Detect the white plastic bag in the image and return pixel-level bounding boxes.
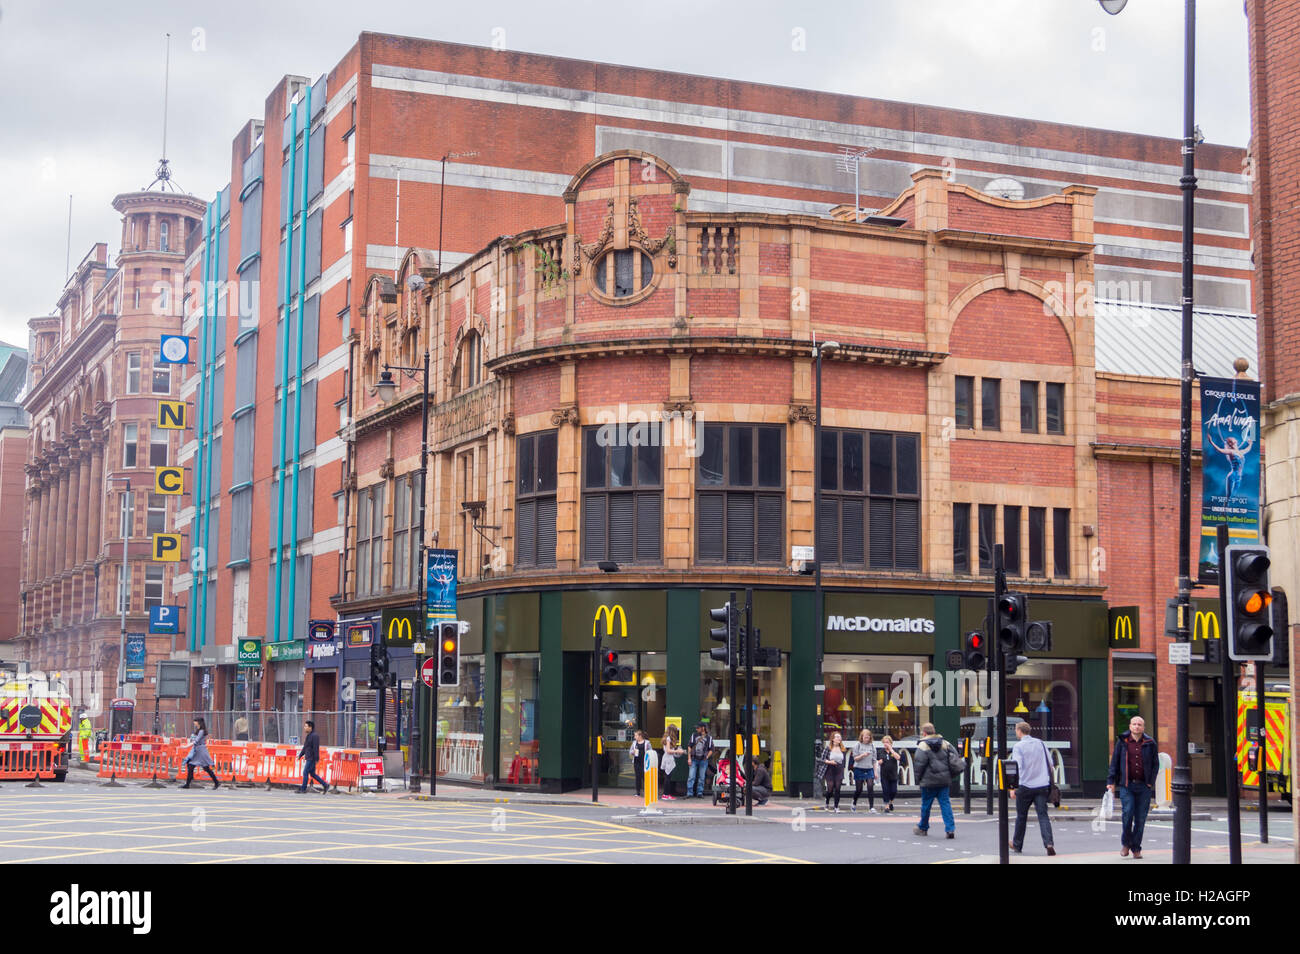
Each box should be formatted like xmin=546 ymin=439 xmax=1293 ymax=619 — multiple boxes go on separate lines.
xmin=1100 ymin=789 xmax=1115 ymax=820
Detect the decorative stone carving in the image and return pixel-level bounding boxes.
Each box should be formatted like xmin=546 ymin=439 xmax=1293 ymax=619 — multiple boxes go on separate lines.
xmin=500 ymin=412 xmax=515 ymax=436
xmin=550 ymin=406 xmax=580 ymax=427
xmin=379 ymin=458 xmax=395 ymax=479
xmin=577 ymin=199 xmax=615 ymax=265
xmin=629 ymin=198 xmax=676 ymax=267
xmin=663 ymin=400 xmax=695 ymax=415
xmin=788 ymin=404 xmax=817 ymax=424
xmin=344 ymin=473 xmax=357 ymax=491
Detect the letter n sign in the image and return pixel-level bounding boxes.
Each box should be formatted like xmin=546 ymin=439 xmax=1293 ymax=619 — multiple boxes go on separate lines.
xmin=153 ymin=533 xmax=182 ymax=562
xmin=157 ymin=401 xmax=187 ymax=430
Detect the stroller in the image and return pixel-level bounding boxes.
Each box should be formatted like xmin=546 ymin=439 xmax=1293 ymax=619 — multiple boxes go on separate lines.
xmin=712 ymin=756 xmax=747 ymax=808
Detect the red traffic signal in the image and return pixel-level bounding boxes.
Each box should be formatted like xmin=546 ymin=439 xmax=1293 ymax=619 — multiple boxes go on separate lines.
xmin=963 ymin=630 xmax=987 ymax=670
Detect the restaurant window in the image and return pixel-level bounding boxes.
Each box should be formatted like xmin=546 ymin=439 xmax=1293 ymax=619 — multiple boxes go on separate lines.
xmin=515 ymin=431 xmax=557 ymax=568
xmin=819 ymin=429 xmax=920 ymax=570
xmin=1053 ymin=508 xmax=1070 ymax=577
xmin=954 ymin=376 xmax=974 ymax=430
xmin=952 ymin=503 xmax=971 ymax=574
xmin=823 ymin=655 xmax=927 ymax=753
xmin=499 ymin=654 xmax=541 ymax=788
xmin=1020 ymin=381 xmax=1039 ymax=433
xmin=436 ymin=654 xmax=485 ymax=783
xmin=1029 ymin=507 xmax=1046 ymax=576
xmin=981 ymin=378 xmax=1000 ymax=430
xmin=582 ymin=427 xmax=662 ymax=564
xmin=978 ymin=504 xmax=996 ymax=574
xmin=1003 ymin=505 xmax=1021 ymax=576
xmin=701 ymin=652 xmax=788 ymax=770
xmin=1046 ymin=382 xmax=1066 ymax=435
xmin=697 ymin=423 xmax=784 ymax=564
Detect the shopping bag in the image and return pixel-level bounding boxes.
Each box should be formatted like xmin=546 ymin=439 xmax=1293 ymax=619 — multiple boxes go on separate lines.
xmin=1100 ymin=789 xmax=1115 ymax=820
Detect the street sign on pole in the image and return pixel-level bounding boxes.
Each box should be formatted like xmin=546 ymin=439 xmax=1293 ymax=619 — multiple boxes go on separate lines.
xmin=421 ymin=657 xmax=435 ymax=689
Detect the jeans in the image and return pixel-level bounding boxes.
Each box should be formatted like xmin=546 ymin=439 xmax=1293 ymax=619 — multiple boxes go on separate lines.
xmin=918 ymin=785 xmax=955 ymax=832
xmin=1012 ymin=786 xmax=1054 ymax=849
xmin=1119 ymin=781 xmax=1153 ymax=851
xmin=300 ymin=758 xmax=327 ymax=792
xmin=688 ymin=759 xmax=708 ymax=796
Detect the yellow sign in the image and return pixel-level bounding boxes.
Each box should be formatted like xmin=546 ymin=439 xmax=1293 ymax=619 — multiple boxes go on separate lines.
xmin=388 ymin=616 xmax=413 ymax=645
xmin=771 ymin=751 xmax=785 ymax=793
xmin=593 ymin=604 xmax=628 ymax=640
xmin=664 ymin=716 xmax=682 ymax=741
xmin=155 ymin=466 xmax=184 ymax=495
xmin=1108 ymin=606 xmax=1139 ymax=648
xmin=1193 ymin=609 xmax=1221 ymax=643
xmin=157 ymin=401 xmax=187 ymax=430
xmin=152 ymin=533 xmax=182 ymax=562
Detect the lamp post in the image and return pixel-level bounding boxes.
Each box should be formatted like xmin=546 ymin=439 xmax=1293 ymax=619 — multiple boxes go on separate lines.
xmin=374 ymin=349 xmax=431 ymax=793
xmin=108 ymin=476 xmax=131 ymax=695
xmin=1098 ymin=0 xmax=1196 ymax=864
xmin=812 ymin=339 xmax=840 ymax=785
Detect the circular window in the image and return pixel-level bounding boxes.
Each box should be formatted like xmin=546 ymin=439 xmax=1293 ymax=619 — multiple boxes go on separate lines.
xmin=592 ymin=248 xmax=654 ymax=300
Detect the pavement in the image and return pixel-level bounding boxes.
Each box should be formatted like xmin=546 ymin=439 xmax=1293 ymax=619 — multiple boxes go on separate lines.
xmin=0 ymin=764 xmax=1285 ymax=864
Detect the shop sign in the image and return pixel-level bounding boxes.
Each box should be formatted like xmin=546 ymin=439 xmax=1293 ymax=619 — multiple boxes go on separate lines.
xmin=308 ymin=620 xmax=335 ymax=642
xmin=826 ymin=615 xmax=934 ymax=634
xmin=264 ymin=640 xmax=305 ymax=662
xmin=237 ymin=639 xmax=262 ymax=667
xmin=347 ymin=623 xmax=374 ymax=647
xmin=360 ymin=756 xmax=383 ymax=778
xmin=1108 ymin=607 xmax=1140 ymax=648
xmin=307 ymin=640 xmax=341 ymax=661
xmin=381 ymin=608 xmax=421 ymax=646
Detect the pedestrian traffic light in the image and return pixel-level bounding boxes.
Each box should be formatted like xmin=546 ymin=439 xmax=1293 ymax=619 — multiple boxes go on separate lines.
xmin=997 ymin=592 xmax=1028 ymax=655
xmin=963 ymin=630 xmax=987 ymax=670
xmin=437 ymin=621 xmax=460 ymax=687
xmin=601 ymin=649 xmax=620 ymax=682
xmin=1025 ymin=620 xmax=1053 ymax=653
xmin=709 ymin=599 xmax=738 ymax=667
xmin=1224 ymin=544 xmax=1274 ymax=661
xmin=1271 ymin=588 xmax=1290 ymax=666
xmin=369 ymin=644 xmax=388 ymax=690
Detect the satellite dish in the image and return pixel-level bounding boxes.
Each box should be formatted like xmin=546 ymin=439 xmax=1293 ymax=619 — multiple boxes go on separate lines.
xmin=985 ymin=177 xmax=1025 ymax=201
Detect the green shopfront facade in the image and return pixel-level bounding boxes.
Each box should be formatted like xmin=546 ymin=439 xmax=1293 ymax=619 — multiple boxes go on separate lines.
xmin=434 ymin=586 xmax=1112 ymax=796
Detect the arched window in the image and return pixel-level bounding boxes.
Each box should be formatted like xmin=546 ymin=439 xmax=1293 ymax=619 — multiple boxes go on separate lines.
xmin=160 ymin=220 xmax=170 ymax=252
xmin=453 ymin=331 xmax=482 ymax=392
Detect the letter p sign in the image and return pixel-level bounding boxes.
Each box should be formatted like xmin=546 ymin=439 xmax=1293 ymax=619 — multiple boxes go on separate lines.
xmin=153 ymin=533 xmax=182 ymax=562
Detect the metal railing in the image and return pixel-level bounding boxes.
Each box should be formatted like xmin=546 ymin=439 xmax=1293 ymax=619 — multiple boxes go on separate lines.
xmin=129 ymin=710 xmax=383 ymax=749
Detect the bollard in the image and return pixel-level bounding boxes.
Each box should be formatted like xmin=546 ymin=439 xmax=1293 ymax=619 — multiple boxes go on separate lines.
xmin=640 ymin=747 xmax=662 ymax=815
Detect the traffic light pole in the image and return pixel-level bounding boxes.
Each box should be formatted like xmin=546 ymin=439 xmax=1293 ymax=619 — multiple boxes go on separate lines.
xmin=994 ymin=544 xmax=1009 ymax=866
xmin=744 ymin=588 xmax=754 ymax=817
xmin=1216 ymin=523 xmax=1242 ymax=863
xmin=728 ymin=590 xmax=738 ymax=816
xmin=592 ymin=630 xmax=601 ymax=803
xmin=985 ymin=601 xmax=994 ymax=817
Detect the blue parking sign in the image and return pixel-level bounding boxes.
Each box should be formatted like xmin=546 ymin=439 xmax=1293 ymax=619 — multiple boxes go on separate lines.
xmin=149 ymin=605 xmax=180 ymax=635
xmin=158 ymin=335 xmax=191 ymax=364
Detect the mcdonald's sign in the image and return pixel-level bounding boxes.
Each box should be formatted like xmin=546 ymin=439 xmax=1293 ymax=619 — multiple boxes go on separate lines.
xmin=1192 ymin=607 xmax=1222 ymax=645
xmin=380 ymin=608 xmax=421 ymax=647
xmin=1108 ymin=606 xmax=1140 ymax=648
xmin=593 ymin=604 xmax=628 ymax=640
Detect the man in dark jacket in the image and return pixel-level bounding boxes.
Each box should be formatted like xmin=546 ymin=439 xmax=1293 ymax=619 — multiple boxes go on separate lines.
xmin=750 ymin=760 xmax=773 ymax=805
xmin=298 ymin=720 xmax=329 ymax=794
xmin=912 ymin=723 xmax=963 ymax=838
xmin=1106 ymin=716 xmax=1158 ymax=858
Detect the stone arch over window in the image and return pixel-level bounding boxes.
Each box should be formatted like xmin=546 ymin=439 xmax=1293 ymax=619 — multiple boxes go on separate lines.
xmin=945 ymin=275 xmax=1077 ymax=361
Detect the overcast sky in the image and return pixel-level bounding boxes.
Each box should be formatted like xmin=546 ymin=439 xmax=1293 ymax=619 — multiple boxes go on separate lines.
xmin=0 ymin=0 xmax=1252 ymax=349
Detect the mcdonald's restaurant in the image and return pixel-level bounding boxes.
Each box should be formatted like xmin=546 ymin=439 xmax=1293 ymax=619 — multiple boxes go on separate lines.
xmin=1111 ymin=599 xmax=1290 ymax=797
xmin=430 ymin=585 xmax=1115 ymax=796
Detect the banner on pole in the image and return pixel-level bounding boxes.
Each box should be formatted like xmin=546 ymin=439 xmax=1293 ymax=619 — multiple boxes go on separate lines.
xmin=426 ymin=548 xmax=458 ymax=627
xmin=1198 ymin=376 xmax=1261 ymax=581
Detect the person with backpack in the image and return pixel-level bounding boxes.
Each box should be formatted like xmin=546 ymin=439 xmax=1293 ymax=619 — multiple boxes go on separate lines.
xmin=878 ymin=735 xmax=901 ymax=812
xmin=1009 ymin=721 xmax=1056 ymax=855
xmin=911 ymin=722 xmax=964 ymax=838
xmin=687 ymin=723 xmax=713 ymax=798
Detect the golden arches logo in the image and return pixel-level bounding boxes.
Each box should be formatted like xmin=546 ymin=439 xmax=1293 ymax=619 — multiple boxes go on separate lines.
xmin=593 ymin=604 xmax=628 ymax=640
xmin=388 ymin=616 xmax=414 ymax=645
xmin=1193 ymin=610 xmax=1221 ymax=643
xmin=1113 ymin=614 xmax=1135 ymax=644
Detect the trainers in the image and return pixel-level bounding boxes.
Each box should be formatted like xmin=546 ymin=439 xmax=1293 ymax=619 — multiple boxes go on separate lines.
xmin=833 ymin=807 xmax=840 ymax=814
xmin=850 ymin=804 xmax=856 ymax=812
xmin=945 ymin=831 xmax=955 ymax=839
xmin=1010 ymin=841 xmax=1021 ymax=854
xmin=869 ymin=807 xmax=879 ymax=814
xmin=914 ymin=826 xmax=928 ymax=836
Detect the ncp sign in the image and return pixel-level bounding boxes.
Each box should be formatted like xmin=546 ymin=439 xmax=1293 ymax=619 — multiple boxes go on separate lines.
xmin=593 ymin=604 xmax=628 ymax=640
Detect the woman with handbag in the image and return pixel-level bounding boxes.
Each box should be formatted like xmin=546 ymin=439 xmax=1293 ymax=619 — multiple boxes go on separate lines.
xmin=181 ymin=718 xmax=220 ymax=790
xmin=660 ymin=726 xmax=685 ymax=800
xmin=878 ymin=735 xmax=901 ymax=812
xmin=1009 ymin=721 xmax=1056 ymax=855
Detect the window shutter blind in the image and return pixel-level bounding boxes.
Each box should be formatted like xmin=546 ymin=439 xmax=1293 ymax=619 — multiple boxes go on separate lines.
xmin=841 ymin=497 xmax=864 ymax=566
xmin=697 ymin=493 xmax=724 ymax=562
xmin=537 ymin=497 xmax=557 ymax=567
xmin=756 ymin=494 xmax=783 ymax=563
xmin=726 ymin=493 xmax=755 ymax=564
xmin=609 ymin=493 xmax=635 ymax=564
xmin=869 ymin=499 xmax=894 ymax=569
xmin=636 ymin=492 xmax=662 ymax=563
xmin=818 ymin=498 xmax=839 ymax=565
xmin=583 ymin=494 xmax=607 ymax=563
xmin=895 ymin=499 xmax=920 ymax=570
xmin=515 ymin=499 xmax=535 ymax=566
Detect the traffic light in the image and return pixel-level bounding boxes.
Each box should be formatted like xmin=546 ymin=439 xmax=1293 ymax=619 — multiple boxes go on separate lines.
xmin=709 ymin=599 xmax=738 ymax=667
xmin=1025 ymin=620 xmax=1053 ymax=653
xmin=369 ymin=643 xmax=389 ymax=690
xmin=963 ymin=630 xmax=987 ymax=670
xmin=1272 ymin=588 xmax=1290 ymax=666
xmin=997 ymin=593 xmax=1028 ymax=654
xmin=437 ymin=621 xmax=460 ymax=687
xmin=601 ymin=649 xmax=620 ymax=682
xmin=1224 ymin=544 xmax=1274 ymax=661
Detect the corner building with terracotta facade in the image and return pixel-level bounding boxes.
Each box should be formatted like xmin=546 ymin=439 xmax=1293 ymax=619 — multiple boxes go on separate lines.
xmin=178 ymin=34 xmax=1254 ymax=793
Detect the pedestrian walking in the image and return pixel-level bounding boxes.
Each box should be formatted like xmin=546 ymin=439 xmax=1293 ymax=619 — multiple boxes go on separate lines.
xmin=181 ymin=718 xmax=220 ymax=790
xmin=750 ymin=758 xmax=772 ymax=806
xmin=687 ymin=722 xmax=713 ymax=798
xmin=234 ymin=716 xmax=249 ymax=741
xmin=660 ymin=726 xmax=685 ymax=800
xmin=298 ymin=719 xmax=329 ymax=794
xmin=1106 ymin=715 xmax=1158 ymax=859
xmin=630 ymin=729 xmax=652 ymax=796
xmin=850 ymin=728 xmax=879 ymax=813
xmin=912 ymin=723 xmax=963 ymax=838
xmin=1009 ymin=721 xmax=1056 ymax=856
xmin=821 ymin=731 xmax=848 ymax=813
xmin=878 ymin=735 xmax=901 ymax=812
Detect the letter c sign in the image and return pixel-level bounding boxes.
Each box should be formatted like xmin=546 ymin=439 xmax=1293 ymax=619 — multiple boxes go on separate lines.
xmin=155 ymin=466 xmax=184 ymax=495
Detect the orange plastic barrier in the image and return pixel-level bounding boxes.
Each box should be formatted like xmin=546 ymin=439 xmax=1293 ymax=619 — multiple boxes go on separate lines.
xmin=0 ymin=741 xmax=60 ymax=779
xmin=327 ymin=749 xmax=362 ymax=791
xmin=95 ymin=741 xmax=171 ymax=780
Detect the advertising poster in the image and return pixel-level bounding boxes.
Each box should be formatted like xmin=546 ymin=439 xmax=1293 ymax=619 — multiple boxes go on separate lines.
xmin=426 ymin=548 xmax=458 ymax=626
xmin=1198 ymin=376 xmax=1261 ymax=581
xmin=125 ymin=634 xmax=147 ymax=683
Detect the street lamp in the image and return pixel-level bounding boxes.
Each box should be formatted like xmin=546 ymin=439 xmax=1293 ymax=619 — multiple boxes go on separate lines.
xmin=812 ymin=339 xmax=840 ymax=783
xmin=107 ymin=476 xmax=131 ymax=695
xmin=375 ymin=352 xmax=431 ymax=792
xmin=1099 ymin=0 xmax=1197 ymax=866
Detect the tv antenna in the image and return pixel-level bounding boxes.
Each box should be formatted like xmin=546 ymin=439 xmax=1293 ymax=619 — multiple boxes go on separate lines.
xmin=145 ymin=33 xmax=184 ymax=192
xmin=837 ymin=145 xmax=877 ymax=222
